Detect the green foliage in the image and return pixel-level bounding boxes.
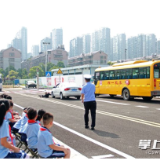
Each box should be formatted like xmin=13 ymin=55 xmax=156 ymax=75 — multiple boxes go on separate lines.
xmin=0 ymin=61 xmax=65 ymax=79
xmin=57 ymin=61 xmax=65 ymax=68
xmin=28 ymin=66 xmax=44 ymax=78
xmin=6 ymin=70 xmax=19 ymax=80
xmin=107 ymin=61 xmax=115 ymax=66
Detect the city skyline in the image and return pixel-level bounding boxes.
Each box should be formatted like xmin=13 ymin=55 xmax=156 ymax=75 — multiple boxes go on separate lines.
xmin=0 ymin=0 xmax=160 ymax=53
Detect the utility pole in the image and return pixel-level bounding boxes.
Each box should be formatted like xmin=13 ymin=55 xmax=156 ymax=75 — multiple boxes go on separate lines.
xmin=43 ymin=42 xmax=50 ymax=73
xmin=37 ymin=68 xmax=39 ymax=90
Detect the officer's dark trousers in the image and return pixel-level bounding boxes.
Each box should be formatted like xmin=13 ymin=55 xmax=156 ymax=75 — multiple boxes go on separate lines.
xmin=84 ymin=101 xmax=96 ymax=128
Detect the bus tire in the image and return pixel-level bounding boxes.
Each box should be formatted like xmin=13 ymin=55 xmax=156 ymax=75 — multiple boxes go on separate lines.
xmin=122 ymin=89 xmax=130 ymax=100
xmin=143 ymin=97 xmax=153 ymax=101
xmin=95 ymin=94 xmax=99 ymax=97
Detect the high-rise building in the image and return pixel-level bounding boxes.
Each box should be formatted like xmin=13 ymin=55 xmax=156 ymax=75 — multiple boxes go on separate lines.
xmin=99 ymin=28 xmax=110 ymax=57
xmin=110 ymin=38 xmax=113 ymax=61
xmin=52 ymin=28 xmax=63 ymax=49
xmin=137 ymin=34 xmax=146 ymax=58
xmin=31 ymin=45 xmax=39 ymax=57
xmin=40 ymin=37 xmax=52 ymax=52
xmin=11 ymin=38 xmax=22 ymax=52
xmin=69 ymin=37 xmax=83 ymax=57
xmin=157 ymin=40 xmax=160 ymax=54
xmin=146 ymin=34 xmax=157 ymax=56
xmin=82 ymin=34 xmax=91 ymax=54
xmin=112 ymin=34 xmax=126 ymax=61
xmin=91 ymin=30 xmax=99 ymax=52
xmin=127 ymin=36 xmax=138 ymax=59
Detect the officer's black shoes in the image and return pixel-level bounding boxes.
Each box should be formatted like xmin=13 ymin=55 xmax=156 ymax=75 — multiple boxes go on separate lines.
xmin=85 ymin=126 xmax=89 ymax=129
xmin=91 ymin=127 xmax=95 ymax=130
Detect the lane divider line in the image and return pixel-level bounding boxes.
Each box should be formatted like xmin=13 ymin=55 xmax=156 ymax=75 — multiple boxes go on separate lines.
xmin=96 ymin=100 xmax=130 ymax=105
xmin=14 ymin=103 xmax=134 ymax=159
xmin=135 ymin=106 xmax=148 ymax=108
xmin=13 ymin=92 xmax=160 ymax=128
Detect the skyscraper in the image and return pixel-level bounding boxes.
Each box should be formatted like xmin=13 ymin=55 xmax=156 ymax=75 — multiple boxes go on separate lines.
xmin=127 ymin=36 xmax=138 ymax=59
xmin=137 ymin=34 xmax=146 ymax=58
xmin=52 ymin=28 xmax=63 ymax=49
xmin=91 ymin=30 xmax=99 ymax=52
xmin=11 ymin=38 xmax=22 ymax=51
xmin=20 ymin=27 xmax=27 ymax=60
xmin=40 ymin=37 xmax=52 ymax=52
xmin=31 ymin=45 xmax=39 ymax=57
xmin=146 ymin=34 xmax=157 ymax=56
xmin=99 ymin=27 xmax=110 ymax=57
xmin=157 ymin=40 xmax=160 ymax=54
xmin=69 ymin=37 xmax=83 ymax=57
xmin=112 ymin=34 xmax=126 ymax=61
xmin=82 ymin=34 xmax=91 ymax=54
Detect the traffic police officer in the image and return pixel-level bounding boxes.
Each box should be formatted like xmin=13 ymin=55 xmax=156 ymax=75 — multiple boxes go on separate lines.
xmin=81 ymin=75 xmax=96 ymax=130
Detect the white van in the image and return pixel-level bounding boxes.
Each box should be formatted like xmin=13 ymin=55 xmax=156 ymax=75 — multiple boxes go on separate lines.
xmin=0 ymin=77 xmax=2 ymax=92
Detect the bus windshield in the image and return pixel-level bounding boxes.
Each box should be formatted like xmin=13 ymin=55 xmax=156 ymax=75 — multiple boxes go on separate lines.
xmin=154 ymin=63 xmax=160 ymax=78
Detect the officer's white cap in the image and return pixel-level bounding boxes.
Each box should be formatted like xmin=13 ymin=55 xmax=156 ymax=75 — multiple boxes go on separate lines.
xmin=84 ymin=74 xmax=92 ymax=79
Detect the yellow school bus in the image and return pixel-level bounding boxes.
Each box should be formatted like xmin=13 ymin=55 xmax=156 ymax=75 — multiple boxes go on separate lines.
xmin=94 ymin=60 xmax=160 ymax=101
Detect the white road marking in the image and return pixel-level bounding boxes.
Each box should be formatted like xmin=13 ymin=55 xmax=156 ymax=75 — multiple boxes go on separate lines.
xmin=135 ymin=106 xmax=148 ymax=108
xmin=14 ymin=103 xmax=87 ymax=159
xmin=14 ymin=103 xmax=134 ymax=159
xmin=96 ymin=100 xmax=130 ymax=105
xmin=156 ymin=108 xmax=160 ymax=110
xmin=92 ymin=154 xmax=114 ymax=159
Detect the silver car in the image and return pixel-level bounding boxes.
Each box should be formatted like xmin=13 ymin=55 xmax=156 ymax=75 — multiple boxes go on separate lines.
xmin=51 ymin=82 xmax=82 ymax=100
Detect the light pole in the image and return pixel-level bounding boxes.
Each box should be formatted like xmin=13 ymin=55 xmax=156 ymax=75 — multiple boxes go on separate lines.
xmin=43 ymin=42 xmax=50 ymax=73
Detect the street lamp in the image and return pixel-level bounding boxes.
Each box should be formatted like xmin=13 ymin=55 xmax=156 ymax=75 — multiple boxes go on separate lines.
xmin=43 ymin=42 xmax=50 ymax=73
xmin=125 ymin=49 xmax=127 ymax=61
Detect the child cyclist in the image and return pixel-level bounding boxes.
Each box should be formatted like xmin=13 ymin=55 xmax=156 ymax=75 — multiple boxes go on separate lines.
xmin=0 ymin=100 xmax=27 ymax=158
xmin=37 ymin=113 xmax=70 ymax=158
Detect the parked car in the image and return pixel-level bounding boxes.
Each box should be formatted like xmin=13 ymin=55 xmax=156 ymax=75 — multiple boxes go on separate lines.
xmin=26 ymin=80 xmax=37 ymax=88
xmin=51 ymin=82 xmax=82 ymax=100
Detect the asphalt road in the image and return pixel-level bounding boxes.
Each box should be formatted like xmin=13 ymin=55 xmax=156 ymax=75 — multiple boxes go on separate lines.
xmin=1 ymin=88 xmax=160 ymax=158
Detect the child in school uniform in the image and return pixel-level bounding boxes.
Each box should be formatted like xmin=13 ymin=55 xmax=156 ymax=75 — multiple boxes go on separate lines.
xmin=36 ymin=109 xmax=46 ymax=126
xmin=12 ymin=108 xmax=28 ymax=133
xmin=0 ymin=100 xmax=27 ymax=158
xmin=24 ymin=109 xmax=40 ymax=150
xmin=5 ymin=101 xmax=19 ymax=129
xmin=18 ymin=108 xmax=32 ymax=144
xmin=37 ymin=113 xmax=70 ymax=158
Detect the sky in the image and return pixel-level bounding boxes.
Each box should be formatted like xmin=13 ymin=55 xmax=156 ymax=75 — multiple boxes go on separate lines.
xmin=0 ymin=0 xmax=160 ymax=53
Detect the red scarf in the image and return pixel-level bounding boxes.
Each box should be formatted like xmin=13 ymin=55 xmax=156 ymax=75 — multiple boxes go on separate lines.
xmin=28 ymin=120 xmax=37 ymax=124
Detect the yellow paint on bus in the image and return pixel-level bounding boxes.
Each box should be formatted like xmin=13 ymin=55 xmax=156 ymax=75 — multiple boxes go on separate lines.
xmin=94 ymin=60 xmax=160 ymax=101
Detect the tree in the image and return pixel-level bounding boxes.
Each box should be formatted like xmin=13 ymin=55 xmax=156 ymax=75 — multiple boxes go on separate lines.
xmin=57 ymin=61 xmax=65 ymax=68
xmin=17 ymin=69 xmax=22 ymax=79
xmin=39 ymin=63 xmax=45 ymax=73
xmin=107 ymin=61 xmax=115 ymax=66
xmin=47 ymin=63 xmax=55 ymax=71
xmin=6 ymin=70 xmax=18 ymax=80
xmin=22 ymin=69 xmax=28 ymax=79
xmin=28 ymin=66 xmax=44 ymax=78
xmin=49 ymin=66 xmax=59 ymax=71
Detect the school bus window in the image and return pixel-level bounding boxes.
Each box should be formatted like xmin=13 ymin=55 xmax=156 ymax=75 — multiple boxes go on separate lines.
xmin=132 ymin=68 xmax=139 ymax=79
xmin=126 ymin=69 xmax=132 ymax=79
xmin=139 ymin=68 xmax=147 ymax=78
xmin=109 ymin=71 xmax=115 ymax=80
xmin=115 ymin=70 xmax=121 ymax=79
xmin=100 ymin=71 xmax=106 ymax=80
xmin=154 ymin=63 xmax=160 ymax=78
xmin=121 ymin=69 xmax=126 ymax=79
xmin=147 ymin=67 xmax=150 ymax=78
xmin=95 ymin=72 xmax=100 ymax=80
xmin=105 ymin=71 xmax=109 ymax=80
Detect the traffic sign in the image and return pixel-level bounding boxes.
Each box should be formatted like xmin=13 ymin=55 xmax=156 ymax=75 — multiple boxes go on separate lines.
xmin=57 ymin=69 xmax=63 ymax=74
xmin=45 ymin=71 xmax=51 ymax=77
